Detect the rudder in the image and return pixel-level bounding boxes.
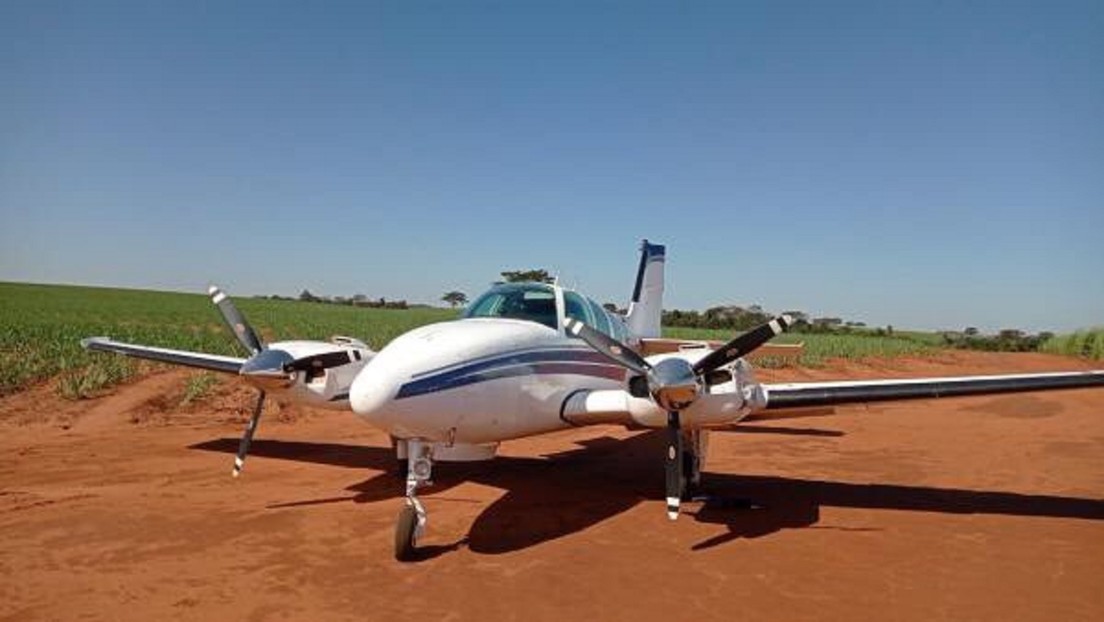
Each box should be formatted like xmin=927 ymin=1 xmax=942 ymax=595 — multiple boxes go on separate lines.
xmin=626 ymin=240 xmax=665 ymax=338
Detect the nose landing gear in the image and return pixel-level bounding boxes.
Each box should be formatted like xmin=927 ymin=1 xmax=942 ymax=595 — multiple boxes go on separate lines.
xmin=394 ymin=439 xmax=434 ymax=562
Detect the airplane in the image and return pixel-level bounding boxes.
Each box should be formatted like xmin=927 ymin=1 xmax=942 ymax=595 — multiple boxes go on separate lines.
xmin=82 ymin=240 xmax=1104 ymax=561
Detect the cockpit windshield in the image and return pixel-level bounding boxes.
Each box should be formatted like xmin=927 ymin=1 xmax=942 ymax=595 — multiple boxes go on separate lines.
xmin=462 ymin=283 xmax=558 ymax=330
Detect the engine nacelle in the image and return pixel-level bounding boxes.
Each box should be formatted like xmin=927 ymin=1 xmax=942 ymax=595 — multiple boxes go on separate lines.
xmin=257 ymin=339 xmax=375 ymax=409
xmin=562 ymin=358 xmax=766 ymax=429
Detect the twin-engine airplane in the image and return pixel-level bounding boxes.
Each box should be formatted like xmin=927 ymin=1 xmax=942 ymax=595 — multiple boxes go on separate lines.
xmin=83 ymin=241 xmax=1104 ymax=560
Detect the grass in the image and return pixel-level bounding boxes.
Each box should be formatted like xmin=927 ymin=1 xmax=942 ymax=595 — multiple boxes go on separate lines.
xmin=180 ymin=372 xmax=220 ymax=406
xmin=1041 ymin=329 xmax=1104 ymax=360
xmin=0 ymin=281 xmax=457 ymax=397
xmin=663 ymin=326 xmax=936 ymax=366
xmin=56 ymin=356 xmax=136 ymax=400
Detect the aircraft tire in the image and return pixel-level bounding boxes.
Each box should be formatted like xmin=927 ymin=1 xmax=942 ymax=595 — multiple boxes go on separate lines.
xmin=394 ymin=504 xmax=418 ymax=562
xmin=681 ymin=449 xmax=699 ymax=500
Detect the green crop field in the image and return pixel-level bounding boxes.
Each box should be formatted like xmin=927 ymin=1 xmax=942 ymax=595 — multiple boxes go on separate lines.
xmin=1041 ymin=329 xmax=1104 ymax=360
xmin=0 ymin=282 xmax=457 ymax=397
xmin=1 ymin=281 xmax=960 ymax=398
xmin=662 ymin=326 xmax=937 ymax=365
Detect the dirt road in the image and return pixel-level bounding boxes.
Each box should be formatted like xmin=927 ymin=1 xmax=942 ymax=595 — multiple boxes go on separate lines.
xmin=2 ymin=351 xmax=1103 ymax=621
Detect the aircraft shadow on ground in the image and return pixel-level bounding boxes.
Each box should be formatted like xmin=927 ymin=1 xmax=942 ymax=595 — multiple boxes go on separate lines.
xmin=190 ymin=430 xmax=1104 ymax=556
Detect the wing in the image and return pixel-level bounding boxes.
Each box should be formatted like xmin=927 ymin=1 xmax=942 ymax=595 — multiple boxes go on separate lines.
xmin=762 ymin=370 xmax=1104 ymax=409
xmin=81 ymin=337 xmax=246 ymax=374
xmin=639 ymin=337 xmax=804 ymax=360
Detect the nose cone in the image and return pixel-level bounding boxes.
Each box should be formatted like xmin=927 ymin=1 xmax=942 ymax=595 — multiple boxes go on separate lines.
xmin=349 ymin=318 xmax=559 ymax=430
xmin=349 ymin=360 xmax=395 ymax=417
xmin=649 ymin=357 xmax=700 ymax=411
xmin=239 ymin=348 xmax=293 ymax=375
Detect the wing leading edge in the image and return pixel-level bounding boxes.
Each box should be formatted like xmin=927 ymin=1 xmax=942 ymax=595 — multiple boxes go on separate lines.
xmin=81 ymin=337 xmax=246 ymax=374
xmin=762 ymin=370 xmax=1104 ymax=409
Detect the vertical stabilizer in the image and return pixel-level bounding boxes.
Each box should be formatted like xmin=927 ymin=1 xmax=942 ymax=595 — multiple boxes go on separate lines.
xmin=626 ymin=240 xmax=665 ymax=338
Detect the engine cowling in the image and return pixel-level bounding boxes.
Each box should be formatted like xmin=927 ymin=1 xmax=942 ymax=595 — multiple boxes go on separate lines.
xmin=562 ymin=358 xmax=766 ymax=428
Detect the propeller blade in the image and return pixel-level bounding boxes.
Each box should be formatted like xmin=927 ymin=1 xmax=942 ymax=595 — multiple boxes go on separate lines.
xmin=232 ymin=390 xmax=265 ymax=477
xmin=283 ymin=350 xmax=357 ymax=373
xmin=563 ymin=317 xmax=651 ymax=376
xmin=665 ymin=411 xmax=683 ymax=520
xmin=692 ymin=314 xmax=793 ymax=375
xmin=208 ymin=285 xmax=264 ymax=355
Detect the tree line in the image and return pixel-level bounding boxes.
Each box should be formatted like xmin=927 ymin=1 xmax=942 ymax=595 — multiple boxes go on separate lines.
xmin=940 ymin=328 xmax=1055 ymax=352
xmin=258 ymin=291 xmax=410 ymax=310
xmin=289 ymin=266 xmax=1056 ymax=353
xmin=661 ymin=307 xmax=871 ymax=334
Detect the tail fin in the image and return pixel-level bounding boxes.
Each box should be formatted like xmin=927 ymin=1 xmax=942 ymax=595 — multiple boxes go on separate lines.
xmin=626 ymin=240 xmax=665 ymax=338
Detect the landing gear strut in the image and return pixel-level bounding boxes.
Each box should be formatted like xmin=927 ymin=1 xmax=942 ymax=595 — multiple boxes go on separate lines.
xmin=681 ymin=429 xmax=708 ymax=500
xmin=394 ymin=439 xmax=433 ymax=562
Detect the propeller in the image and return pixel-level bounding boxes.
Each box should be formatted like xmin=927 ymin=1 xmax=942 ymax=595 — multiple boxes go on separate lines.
xmin=665 ymin=411 xmax=683 ymax=520
xmin=209 ymin=286 xmax=263 ymax=355
xmin=564 ymin=318 xmax=650 ymax=375
xmin=565 ymin=314 xmax=793 ymax=520
xmin=207 ymin=285 xmax=355 ymax=477
xmin=691 ymin=314 xmax=793 ymax=375
xmin=207 ymin=285 xmax=271 ymax=477
xmin=233 ymin=390 xmax=265 ymax=477
xmin=283 ymin=350 xmax=357 ymax=372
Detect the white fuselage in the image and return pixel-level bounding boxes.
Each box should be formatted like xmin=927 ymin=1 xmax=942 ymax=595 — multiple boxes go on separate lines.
xmin=343 ymin=317 xmax=760 ymax=445
xmin=349 ymin=318 xmax=628 ymax=444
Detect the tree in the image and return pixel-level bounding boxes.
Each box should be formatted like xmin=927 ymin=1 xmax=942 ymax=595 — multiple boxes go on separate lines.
xmin=964 ymin=327 xmax=979 ymax=336
xmin=783 ymin=310 xmax=810 ymax=331
xmin=442 ymin=291 xmax=468 ymax=308
xmin=299 ymin=289 xmax=318 ymax=303
xmin=499 ymin=269 xmax=554 ymax=284
xmin=783 ymin=310 xmax=809 ymax=323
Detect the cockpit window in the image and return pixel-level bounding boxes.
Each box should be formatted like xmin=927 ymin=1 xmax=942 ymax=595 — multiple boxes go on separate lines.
xmin=462 ymin=283 xmax=558 ymax=330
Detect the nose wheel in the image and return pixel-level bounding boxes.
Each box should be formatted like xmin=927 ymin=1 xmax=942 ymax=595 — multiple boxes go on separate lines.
xmin=395 ymin=439 xmax=433 ymax=562
xmin=394 ymin=503 xmax=420 ymax=561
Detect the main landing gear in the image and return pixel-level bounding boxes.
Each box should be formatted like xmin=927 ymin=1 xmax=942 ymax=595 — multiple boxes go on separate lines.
xmin=394 ymin=439 xmax=434 ymax=562
xmin=681 ymin=429 xmax=708 ymax=501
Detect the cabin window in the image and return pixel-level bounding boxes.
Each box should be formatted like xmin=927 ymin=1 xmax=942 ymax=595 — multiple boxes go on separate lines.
xmin=562 ymin=291 xmax=596 ymax=334
xmin=586 ymin=298 xmax=613 ymax=336
xmin=611 ymin=314 xmax=629 ymax=342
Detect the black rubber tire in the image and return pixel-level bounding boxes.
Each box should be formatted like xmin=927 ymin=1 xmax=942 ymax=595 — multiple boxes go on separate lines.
xmin=681 ymin=449 xmax=699 ymax=500
xmin=394 ymin=504 xmax=418 ymax=562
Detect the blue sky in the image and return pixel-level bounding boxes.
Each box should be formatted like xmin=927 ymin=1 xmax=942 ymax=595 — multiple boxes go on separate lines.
xmin=2 ymin=1 xmax=1101 ymax=332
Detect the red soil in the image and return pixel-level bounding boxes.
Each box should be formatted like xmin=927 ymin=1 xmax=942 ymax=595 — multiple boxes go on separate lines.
xmin=2 ymin=351 xmax=1102 ymax=621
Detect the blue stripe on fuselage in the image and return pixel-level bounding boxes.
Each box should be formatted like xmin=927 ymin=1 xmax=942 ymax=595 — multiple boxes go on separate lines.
xmin=409 ymin=345 xmax=596 ymax=379
xmin=396 ymin=348 xmax=626 ymax=399
xmin=409 ymin=347 xmax=612 ymax=383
